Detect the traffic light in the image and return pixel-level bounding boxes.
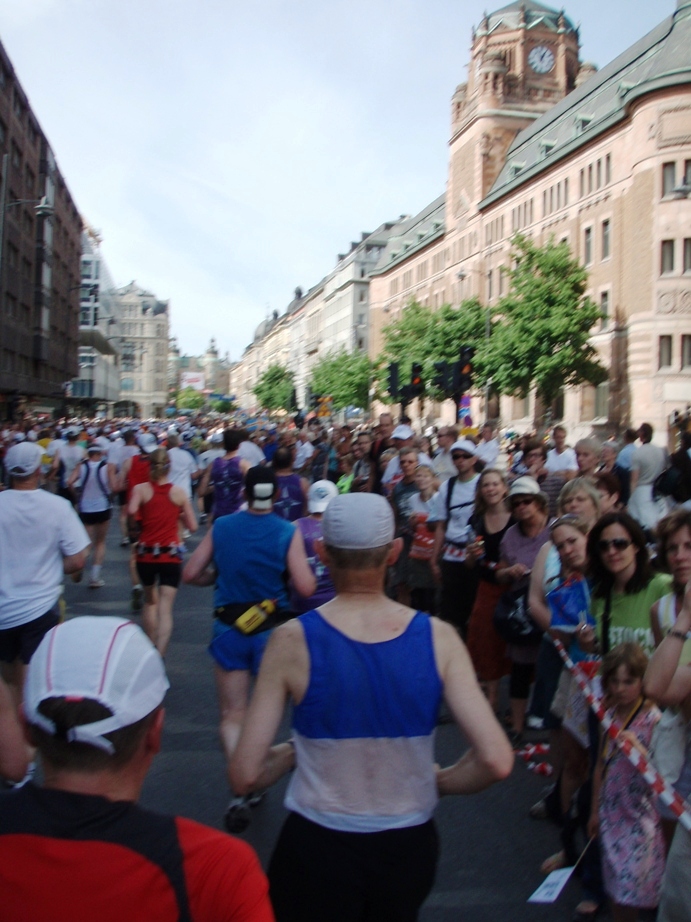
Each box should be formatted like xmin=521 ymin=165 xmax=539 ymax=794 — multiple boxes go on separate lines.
xmin=387 ymin=362 xmax=399 ymax=400
xmin=433 ymin=361 xmax=451 ymax=395
xmin=410 ymin=362 xmax=424 ymax=397
xmin=453 ymin=346 xmax=475 ymax=394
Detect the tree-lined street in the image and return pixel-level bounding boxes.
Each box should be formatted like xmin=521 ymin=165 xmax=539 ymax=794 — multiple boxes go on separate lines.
xmin=62 ymin=522 xmax=592 ymax=921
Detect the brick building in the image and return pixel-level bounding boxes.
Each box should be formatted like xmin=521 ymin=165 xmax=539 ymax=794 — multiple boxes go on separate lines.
xmin=0 ymin=39 xmax=82 ymax=420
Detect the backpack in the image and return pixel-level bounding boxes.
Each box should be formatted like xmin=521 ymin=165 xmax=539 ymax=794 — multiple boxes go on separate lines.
xmin=78 ymin=459 xmax=111 ymax=508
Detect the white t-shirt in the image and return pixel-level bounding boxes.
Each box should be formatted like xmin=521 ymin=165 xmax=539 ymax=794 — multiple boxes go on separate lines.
xmin=76 ymin=460 xmax=112 ymax=514
xmin=475 ymin=438 xmax=500 ymax=468
xmin=168 ymin=446 xmax=198 ymax=497
xmin=631 ymin=443 xmax=667 ymax=485
xmin=59 ymin=443 xmax=86 ymax=482
xmin=238 ymin=440 xmax=265 ymax=467
xmin=545 ymin=447 xmax=578 ymax=474
xmin=428 ymin=475 xmax=479 ymax=561
xmin=295 ymin=440 xmax=315 ymax=470
xmin=198 ymin=448 xmax=225 ymax=471
xmin=0 ymin=490 xmax=90 ymax=628
xmin=433 ymin=449 xmax=457 ymax=483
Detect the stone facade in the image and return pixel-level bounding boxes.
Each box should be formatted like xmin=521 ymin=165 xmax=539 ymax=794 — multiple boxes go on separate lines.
xmin=115 ymin=282 xmax=169 ymax=418
xmin=368 ymin=0 xmax=691 ymax=441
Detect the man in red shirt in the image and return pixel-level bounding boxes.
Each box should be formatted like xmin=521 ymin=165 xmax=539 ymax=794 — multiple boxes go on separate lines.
xmin=0 ymin=616 xmax=274 ymax=922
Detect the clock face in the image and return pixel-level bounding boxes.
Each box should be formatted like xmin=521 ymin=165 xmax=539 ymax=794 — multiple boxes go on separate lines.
xmin=528 ymin=45 xmax=555 ymax=74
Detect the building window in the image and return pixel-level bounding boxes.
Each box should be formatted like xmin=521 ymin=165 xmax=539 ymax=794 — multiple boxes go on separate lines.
xmin=661 ymin=240 xmax=675 ymax=274
xmin=684 ymin=239 xmax=691 ymax=273
xmin=682 ymin=335 xmax=691 ymax=368
xmin=594 ymin=381 xmax=609 ymax=419
xmin=659 ymin=335 xmax=673 ymax=369
xmin=584 ymin=227 xmax=593 ymax=265
xmin=600 ymin=290 xmax=610 ymax=330
xmin=605 ymin=154 xmax=612 ymax=185
xmin=602 ymin=220 xmax=611 ymax=259
xmin=487 ymin=270 xmax=493 ymax=301
xmin=564 ymin=177 xmax=569 ymax=205
xmin=579 ymin=169 xmax=585 ymax=198
xmin=596 ymin=159 xmax=602 ymax=189
xmin=588 ymin=165 xmax=593 ymax=194
xmin=662 ymin=162 xmax=676 ymax=197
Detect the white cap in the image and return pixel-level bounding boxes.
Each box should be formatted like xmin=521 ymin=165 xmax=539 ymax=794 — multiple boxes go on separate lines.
xmin=24 ymin=617 xmax=169 ymax=755
xmin=137 ymin=433 xmax=158 ymax=453
xmin=450 ymin=438 xmax=478 ymax=457
xmin=322 ymin=493 xmax=394 ymax=549
xmin=5 ymin=441 xmax=42 ymax=476
xmin=307 ymin=479 xmax=339 ymax=514
xmin=508 ymin=476 xmax=541 ymax=498
xmin=210 ymin=431 xmax=224 ymax=445
xmin=12 ymin=432 xmax=26 ymax=442
xmin=391 ymin=425 xmax=414 ymax=440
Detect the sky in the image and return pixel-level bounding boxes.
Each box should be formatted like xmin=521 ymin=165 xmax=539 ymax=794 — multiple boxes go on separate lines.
xmin=0 ymin=0 xmax=673 ymax=361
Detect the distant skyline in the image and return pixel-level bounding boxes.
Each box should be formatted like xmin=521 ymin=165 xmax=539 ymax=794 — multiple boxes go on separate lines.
xmin=0 ymin=0 xmax=673 ymax=360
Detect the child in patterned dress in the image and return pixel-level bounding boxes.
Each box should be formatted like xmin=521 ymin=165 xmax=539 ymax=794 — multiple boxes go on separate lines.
xmin=588 ymin=642 xmax=665 ymax=922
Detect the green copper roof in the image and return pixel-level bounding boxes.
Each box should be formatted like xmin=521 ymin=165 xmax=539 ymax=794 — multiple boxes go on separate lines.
xmin=482 ymin=3 xmax=691 ymax=207
xmin=479 ymin=1 xmax=577 ymax=36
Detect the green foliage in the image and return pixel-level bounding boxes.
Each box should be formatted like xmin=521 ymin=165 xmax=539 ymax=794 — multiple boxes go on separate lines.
xmin=253 ymin=364 xmax=295 ymax=412
xmin=211 ymin=399 xmax=236 ymax=413
xmin=309 ymin=349 xmax=371 ymax=411
xmin=486 ymin=235 xmax=608 ymax=406
xmin=379 ymin=299 xmax=488 ymax=401
xmin=176 ymin=387 xmax=205 ymax=410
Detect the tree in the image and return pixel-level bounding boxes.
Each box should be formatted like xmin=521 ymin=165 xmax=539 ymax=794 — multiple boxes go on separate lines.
xmin=211 ymin=399 xmax=236 ymax=413
xmin=309 ymin=349 xmax=372 ymax=411
xmin=253 ymin=364 xmax=295 ymax=413
xmin=485 ymin=235 xmax=607 ymax=413
xmin=378 ymin=299 xmax=489 ymax=402
xmin=176 ymin=387 xmax=205 ymax=410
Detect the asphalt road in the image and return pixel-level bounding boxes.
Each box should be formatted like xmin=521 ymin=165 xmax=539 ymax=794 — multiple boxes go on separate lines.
xmin=63 ymin=515 xmax=598 ymax=921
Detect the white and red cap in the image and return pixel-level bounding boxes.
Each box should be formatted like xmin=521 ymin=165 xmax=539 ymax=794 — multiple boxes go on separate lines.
xmin=24 ymin=617 xmax=169 ymax=754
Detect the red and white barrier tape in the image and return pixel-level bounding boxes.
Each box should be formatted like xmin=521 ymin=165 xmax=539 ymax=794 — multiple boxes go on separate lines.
xmin=550 ymin=636 xmax=691 ymax=834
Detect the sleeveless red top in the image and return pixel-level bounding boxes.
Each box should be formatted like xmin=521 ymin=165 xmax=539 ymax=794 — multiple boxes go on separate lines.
xmin=127 ymin=454 xmax=151 ymax=503
xmin=137 ymin=482 xmax=181 ymax=563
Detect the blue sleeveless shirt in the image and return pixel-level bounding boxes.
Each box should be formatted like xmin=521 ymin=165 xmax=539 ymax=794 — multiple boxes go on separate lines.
xmin=285 ymin=609 xmax=443 ymax=832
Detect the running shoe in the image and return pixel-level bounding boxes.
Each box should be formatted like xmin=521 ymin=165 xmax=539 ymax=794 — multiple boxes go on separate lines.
xmin=88 ymin=578 xmax=105 ymax=589
xmin=120 ymin=537 xmax=130 ymax=547
xmin=131 ymin=585 xmax=143 ymax=611
xmin=224 ymin=796 xmax=252 ymax=834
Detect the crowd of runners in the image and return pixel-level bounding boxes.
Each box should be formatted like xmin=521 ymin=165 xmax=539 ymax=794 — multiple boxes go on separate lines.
xmin=0 ymin=410 xmax=690 ymax=921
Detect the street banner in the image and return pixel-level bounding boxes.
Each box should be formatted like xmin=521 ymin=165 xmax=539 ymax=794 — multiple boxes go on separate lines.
xmin=181 ymin=372 xmax=205 ymax=392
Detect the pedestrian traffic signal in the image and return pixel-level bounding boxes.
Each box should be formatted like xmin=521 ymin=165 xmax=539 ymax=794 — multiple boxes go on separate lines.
xmin=410 ymin=363 xmax=424 ymax=397
xmin=387 ymin=362 xmax=399 ymax=400
xmin=452 ymin=346 xmax=475 ymax=394
xmin=433 ymin=361 xmax=451 ymax=394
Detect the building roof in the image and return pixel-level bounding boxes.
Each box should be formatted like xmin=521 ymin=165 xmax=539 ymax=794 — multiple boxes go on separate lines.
xmin=370 ymin=195 xmax=446 ymax=276
xmin=482 ymin=1 xmax=691 ymax=206
xmin=478 ymin=1 xmax=576 ymax=37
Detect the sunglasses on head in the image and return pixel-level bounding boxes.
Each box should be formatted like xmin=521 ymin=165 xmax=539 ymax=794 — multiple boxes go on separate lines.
xmin=511 ymin=496 xmax=535 ymax=507
xmin=598 ymin=538 xmax=632 ymax=553
xmin=452 ymin=452 xmax=473 ymax=460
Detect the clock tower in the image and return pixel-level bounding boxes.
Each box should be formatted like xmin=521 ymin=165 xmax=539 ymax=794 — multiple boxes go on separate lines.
xmin=447 ymin=1 xmax=580 ymax=226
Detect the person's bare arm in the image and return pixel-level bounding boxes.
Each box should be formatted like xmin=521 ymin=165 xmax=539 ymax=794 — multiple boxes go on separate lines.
xmin=171 ymin=486 xmax=198 ymax=533
xmin=645 ymin=583 xmax=691 ymax=706
xmin=0 ymin=677 xmax=30 ymax=782
xmin=63 ymin=548 xmax=89 ymax=575
xmin=287 ymin=528 xmax=317 ymax=599
xmin=66 ymin=464 xmax=81 ymax=490
xmin=198 ymin=465 xmax=212 ymax=498
xmin=182 ymin=529 xmax=216 ymax=585
xmin=629 ymin=467 xmax=639 ymax=493
xmin=650 ymin=599 xmax=663 ymax=648
xmin=528 ymin=542 xmax=551 ymax=631
xmin=230 ymin=621 xmax=305 ymax=794
xmin=118 ymin=456 xmax=132 ymax=493
xmin=430 ymin=520 xmax=446 ymax=582
xmin=495 ymin=558 xmax=529 ymax=583
xmin=433 ymin=619 xmax=513 ymax=794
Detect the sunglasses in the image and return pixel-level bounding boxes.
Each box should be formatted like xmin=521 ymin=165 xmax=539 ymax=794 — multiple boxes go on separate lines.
xmin=452 ymin=452 xmax=473 ymax=460
xmin=511 ymin=497 xmax=535 ymax=507
xmin=598 ymin=538 xmax=632 ymax=553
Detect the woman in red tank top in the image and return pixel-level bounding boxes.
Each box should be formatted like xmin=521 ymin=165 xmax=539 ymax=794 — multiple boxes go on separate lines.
xmin=128 ymin=449 xmax=197 ymax=655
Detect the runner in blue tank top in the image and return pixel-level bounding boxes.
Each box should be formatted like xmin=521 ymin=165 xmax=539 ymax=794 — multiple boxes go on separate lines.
xmin=231 ymin=493 xmax=514 ymax=922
